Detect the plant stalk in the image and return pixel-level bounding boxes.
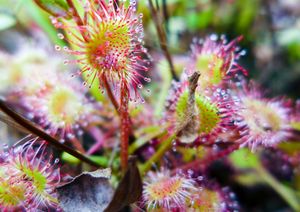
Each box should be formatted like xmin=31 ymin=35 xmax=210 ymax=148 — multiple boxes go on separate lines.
xmin=0 ymin=98 xmax=101 ymax=168
xmin=148 ymin=0 xmax=178 ymax=81
xmin=140 ymin=133 xmax=176 ymax=174
xmin=255 ymin=164 xmax=300 ymax=211
xmin=120 ymin=82 xmax=130 ymax=171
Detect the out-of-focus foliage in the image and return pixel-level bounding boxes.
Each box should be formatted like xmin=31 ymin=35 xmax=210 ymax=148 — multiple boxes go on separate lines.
xmin=139 ymin=0 xmax=300 ymax=98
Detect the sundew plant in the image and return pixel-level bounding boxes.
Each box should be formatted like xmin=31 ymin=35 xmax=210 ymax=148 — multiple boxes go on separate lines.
xmin=0 ymin=0 xmax=300 ymax=211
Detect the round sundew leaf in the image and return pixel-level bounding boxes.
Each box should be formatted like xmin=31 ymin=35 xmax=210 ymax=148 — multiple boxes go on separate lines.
xmin=196 ymin=54 xmax=224 ymax=87
xmin=190 ymin=188 xmax=224 ymax=211
xmin=85 ymin=21 xmax=131 ymax=73
xmin=175 ymin=90 xmax=189 ymax=124
xmin=0 ymin=165 xmax=28 ymax=209
xmin=55 ymin=0 xmax=149 ymax=102
xmin=241 ymin=98 xmax=283 ymax=135
xmin=196 ymin=54 xmax=211 ymax=72
xmin=0 ymin=180 xmax=27 ymax=208
xmin=211 ymin=55 xmax=224 ymax=84
xmin=22 ymin=166 xmax=47 ymax=194
xmin=195 ymin=95 xmax=220 ymax=134
xmin=47 ymin=87 xmax=83 ymax=125
xmin=61 ymin=14 xmax=109 ymax=103
xmin=142 ymin=169 xmax=196 ymax=210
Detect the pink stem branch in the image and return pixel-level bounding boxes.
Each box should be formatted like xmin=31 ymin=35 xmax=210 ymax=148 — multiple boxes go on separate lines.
xmin=120 ymin=82 xmax=130 ymax=171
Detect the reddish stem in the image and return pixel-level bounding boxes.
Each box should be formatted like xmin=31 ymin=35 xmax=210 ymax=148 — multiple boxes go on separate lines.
xmin=148 ymin=0 xmax=178 ymax=81
xmin=86 ymin=126 xmax=105 ymax=155
xmin=101 ymin=75 xmax=135 ymax=140
xmin=120 ymin=82 xmax=130 ymax=171
xmin=87 ymin=126 xmax=114 ymax=155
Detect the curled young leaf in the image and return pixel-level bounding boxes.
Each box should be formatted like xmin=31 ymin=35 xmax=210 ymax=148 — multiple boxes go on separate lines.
xmin=177 ymin=72 xmax=200 ymax=143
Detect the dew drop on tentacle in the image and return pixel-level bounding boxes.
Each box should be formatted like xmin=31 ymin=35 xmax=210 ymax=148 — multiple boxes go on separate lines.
xmin=54 ymin=45 xmax=61 ymax=51
xmin=197 ymin=176 xmax=204 ymax=181
xmin=2 ymin=143 xmax=9 ymax=152
xmin=66 ymin=133 xmax=75 ymax=139
xmin=144 ymin=77 xmax=151 ymax=83
xmin=63 ymin=60 xmax=69 ymax=65
xmin=54 ymin=158 xmax=60 ymax=164
xmin=57 ymin=33 xmax=64 ymax=39
xmin=210 ymin=34 xmax=218 ymax=41
xmin=240 ymin=50 xmax=246 ymax=56
xmin=187 ymin=169 xmax=194 ymax=177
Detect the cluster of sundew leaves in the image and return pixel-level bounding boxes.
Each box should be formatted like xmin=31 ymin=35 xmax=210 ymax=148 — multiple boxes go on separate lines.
xmin=0 ymin=141 xmax=60 ymax=210
xmin=163 ymin=33 xmax=294 ymax=150
xmin=142 ymin=169 xmax=240 ymax=211
xmin=143 ymin=33 xmax=297 ymax=209
xmin=0 ymin=43 xmax=100 ymax=142
xmin=234 ymin=86 xmax=292 ymax=150
xmin=0 ymin=45 xmax=61 ymax=94
xmin=50 ymin=0 xmax=151 ymax=101
xmin=0 ymin=165 xmax=27 ymax=209
xmin=0 ymin=0 xmax=299 ymax=211
xmin=188 ymin=35 xmax=246 ymax=91
xmin=160 ymin=34 xmax=245 ymax=146
xmin=24 ymin=79 xmax=96 ymax=140
xmin=46 ymin=86 xmax=84 ymax=125
xmin=142 ymin=169 xmax=197 ymax=209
